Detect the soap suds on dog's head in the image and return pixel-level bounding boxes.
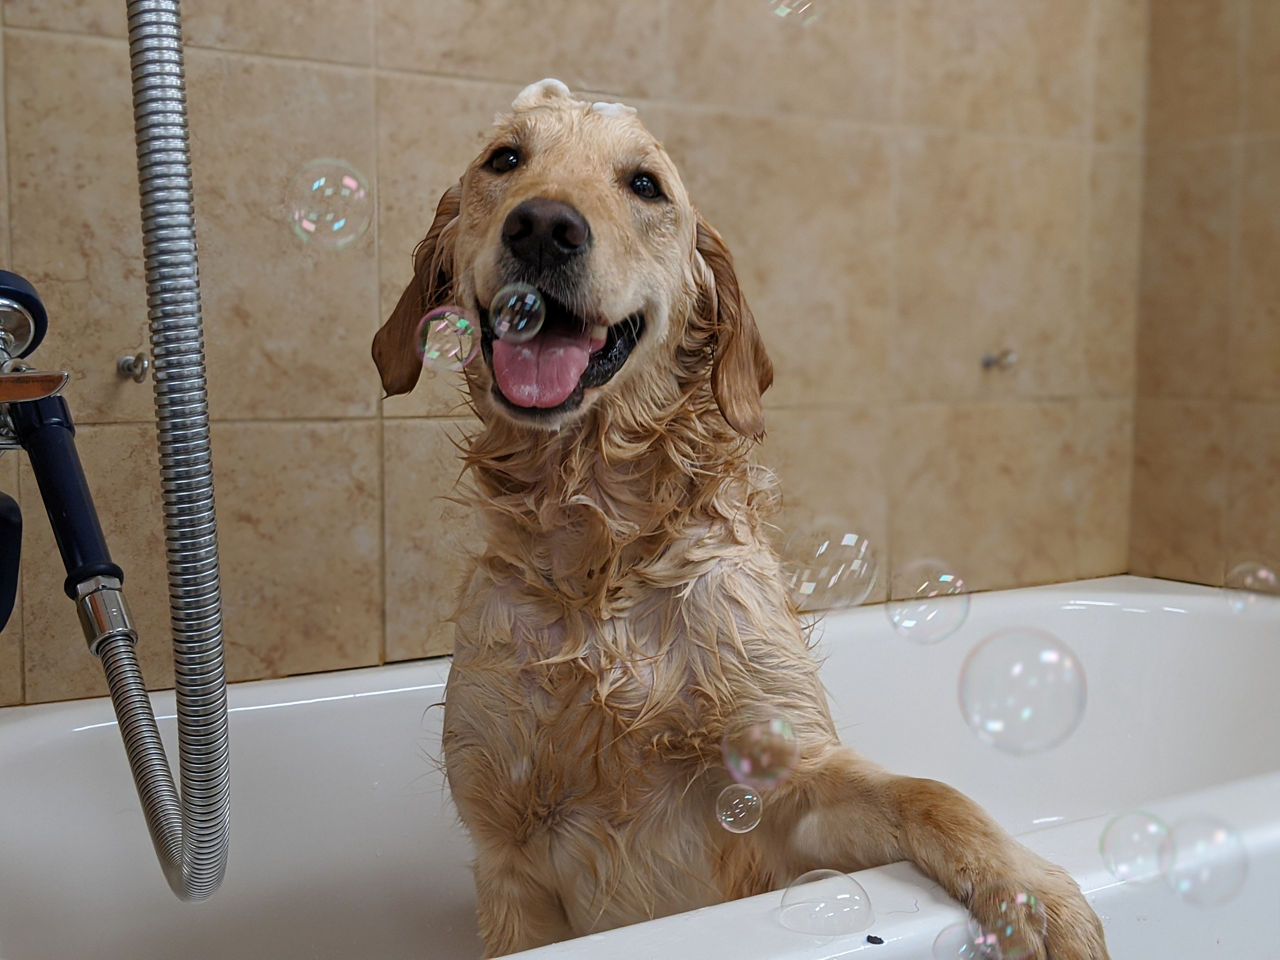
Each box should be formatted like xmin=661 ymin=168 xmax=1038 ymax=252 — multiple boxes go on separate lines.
xmin=510 ymin=78 xmax=639 ymax=121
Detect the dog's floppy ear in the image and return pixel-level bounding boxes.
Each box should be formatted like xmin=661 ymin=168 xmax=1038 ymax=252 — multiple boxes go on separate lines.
xmin=372 ymin=182 xmax=462 ymax=397
xmin=695 ymin=215 xmax=773 ymax=441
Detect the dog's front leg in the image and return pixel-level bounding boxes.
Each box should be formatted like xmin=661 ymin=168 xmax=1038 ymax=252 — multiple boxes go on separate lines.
xmin=471 ymin=841 xmax=574 ymax=958
xmin=764 ymin=746 xmax=1109 ymax=960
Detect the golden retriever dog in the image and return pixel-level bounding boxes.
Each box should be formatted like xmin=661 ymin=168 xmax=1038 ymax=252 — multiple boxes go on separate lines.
xmin=372 ymin=79 xmax=1109 ymax=960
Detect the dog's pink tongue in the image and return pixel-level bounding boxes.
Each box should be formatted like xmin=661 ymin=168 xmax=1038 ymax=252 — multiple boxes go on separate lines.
xmin=492 ymin=329 xmax=593 ymax=409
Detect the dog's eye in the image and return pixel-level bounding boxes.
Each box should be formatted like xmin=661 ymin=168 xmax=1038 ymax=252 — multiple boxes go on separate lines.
xmin=486 ymin=147 xmax=521 ymax=173
xmin=629 ymin=173 xmax=662 ymax=200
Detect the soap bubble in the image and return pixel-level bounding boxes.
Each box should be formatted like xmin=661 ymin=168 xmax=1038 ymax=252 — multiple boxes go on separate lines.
xmin=1159 ymin=816 xmax=1249 ymax=906
xmin=716 ymin=784 xmax=763 ymax=834
xmin=778 ymin=869 xmax=873 ymax=935
xmin=959 ymin=628 xmax=1087 ymax=755
xmin=885 ymin=558 xmax=970 ymax=642
xmin=722 ymin=718 xmax=800 ymax=791
xmin=966 ymin=889 xmax=1047 ymax=960
xmin=489 ymin=283 xmax=545 ymax=343
xmin=932 ymin=922 xmax=987 ymax=959
xmin=779 ymin=525 xmax=878 ymax=612
xmin=287 ymin=158 xmax=372 ymax=248
xmin=1224 ymin=560 xmax=1280 ymax=613
xmin=415 ymin=306 xmax=479 ymax=373
xmin=1100 ymin=812 xmax=1169 ymax=883
xmin=767 ymin=0 xmax=822 ymax=27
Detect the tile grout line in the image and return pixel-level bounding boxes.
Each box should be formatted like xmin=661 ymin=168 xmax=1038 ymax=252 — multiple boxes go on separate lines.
xmin=370 ymin=0 xmax=388 ymax=669
xmin=885 ymin=0 xmax=905 ymax=585
xmin=1222 ymin=0 xmax=1251 ymax=582
xmin=3 ymin=22 xmax=21 ymax=699
xmin=1079 ymin=0 xmax=1102 ymax=579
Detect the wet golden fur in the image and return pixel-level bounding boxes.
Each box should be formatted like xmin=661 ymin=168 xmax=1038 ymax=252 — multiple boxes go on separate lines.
xmin=373 ymin=80 xmax=1109 ymax=959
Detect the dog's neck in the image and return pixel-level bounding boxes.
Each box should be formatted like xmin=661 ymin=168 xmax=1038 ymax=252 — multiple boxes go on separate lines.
xmin=463 ymin=388 xmax=769 ymax=611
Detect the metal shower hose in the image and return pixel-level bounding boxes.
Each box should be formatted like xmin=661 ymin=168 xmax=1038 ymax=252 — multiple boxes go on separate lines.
xmin=95 ymin=0 xmax=230 ymax=900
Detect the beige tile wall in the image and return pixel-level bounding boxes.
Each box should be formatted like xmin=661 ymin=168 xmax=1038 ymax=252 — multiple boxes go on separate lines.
xmin=1130 ymin=0 xmax=1280 ymax=585
xmin=0 ymin=0 xmax=1148 ymax=704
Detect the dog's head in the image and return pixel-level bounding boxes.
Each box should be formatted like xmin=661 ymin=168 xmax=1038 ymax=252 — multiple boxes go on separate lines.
xmin=373 ymin=78 xmax=772 ymax=439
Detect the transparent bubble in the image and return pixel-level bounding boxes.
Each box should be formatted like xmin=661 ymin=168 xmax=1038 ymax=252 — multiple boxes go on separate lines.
xmin=1224 ymin=560 xmax=1280 ymax=613
xmin=287 ymin=158 xmax=372 ymax=248
xmin=722 ymin=718 xmax=800 ymax=791
xmin=959 ymin=628 xmax=1087 ymax=755
xmin=716 ymin=784 xmax=763 ymax=834
xmin=932 ymin=922 xmax=987 ymax=959
xmin=489 ymin=283 xmax=546 ymax=343
xmin=778 ymin=869 xmax=873 ymax=935
xmin=1100 ymin=812 xmax=1169 ymax=883
xmin=966 ymin=889 xmax=1047 ymax=960
xmin=415 ymin=306 xmax=479 ymax=373
xmin=1159 ymin=816 xmax=1249 ymax=906
xmin=780 ymin=525 xmax=878 ymax=612
xmin=767 ymin=0 xmax=822 ymax=27
xmin=885 ymin=558 xmax=970 ymax=643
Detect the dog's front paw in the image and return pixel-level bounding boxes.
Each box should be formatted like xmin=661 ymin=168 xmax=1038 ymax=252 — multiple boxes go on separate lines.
xmin=967 ymin=864 xmax=1109 ymax=960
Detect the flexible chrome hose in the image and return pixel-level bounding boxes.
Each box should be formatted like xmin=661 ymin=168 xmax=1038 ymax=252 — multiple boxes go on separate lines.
xmin=95 ymin=0 xmax=231 ymax=901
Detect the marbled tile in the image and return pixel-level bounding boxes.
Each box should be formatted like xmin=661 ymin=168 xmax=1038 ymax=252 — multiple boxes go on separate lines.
xmin=1146 ymin=0 xmax=1243 ymax=142
xmin=2 ymin=0 xmax=123 ymax=36
xmin=5 ymin=32 xmax=154 ymax=426
xmin=1128 ymin=398 xmax=1229 ymax=585
xmin=19 ymin=424 xmax=172 ymax=703
xmin=374 ymin=0 xmax=667 ymax=99
xmin=1137 ymin=143 xmax=1236 ymax=399
xmin=0 ymin=31 xmax=8 ymax=269
xmin=1069 ymin=397 xmax=1133 ymax=578
xmin=894 ymin=132 xmax=1086 ymax=403
xmin=900 ymin=0 xmax=1091 ymax=138
xmin=185 ymin=50 xmax=379 ymax=420
xmin=375 ymin=74 xmax=518 ymax=419
xmin=1225 ymin=400 xmax=1280 ymax=568
xmin=4 ymin=0 xmax=373 ymax=61
xmin=1092 ymin=0 xmax=1148 ymax=143
xmin=383 ymin=418 xmax=483 ymax=661
xmin=1235 ymin=139 xmax=1280 ymax=401
xmin=211 ymin=420 xmax=382 ymax=681
xmin=182 ymin=0 xmax=373 ymax=64
xmin=1245 ymin=0 xmax=1280 ymax=134
xmin=755 ymin=405 xmax=889 ymax=604
xmin=1085 ymin=149 xmax=1142 ymax=397
xmin=663 ymin=109 xmax=893 ymax=409
xmin=887 ymin=400 xmax=1079 ymax=593
xmin=0 ymin=454 xmax=21 ymax=705
xmin=665 ymin=0 xmax=897 ymax=121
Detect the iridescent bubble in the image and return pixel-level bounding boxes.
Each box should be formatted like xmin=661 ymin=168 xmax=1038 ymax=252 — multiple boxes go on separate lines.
xmin=932 ymin=922 xmax=987 ymax=959
xmin=778 ymin=869 xmax=873 ymax=935
xmin=959 ymin=628 xmax=1087 ymax=755
xmin=767 ymin=0 xmax=822 ymax=27
xmin=966 ymin=889 xmax=1047 ymax=960
xmin=780 ymin=525 xmax=878 ymax=612
xmin=716 ymin=783 xmax=763 ymax=834
xmin=489 ymin=283 xmax=546 ymax=343
xmin=415 ymin=306 xmax=479 ymax=373
xmin=287 ymin=158 xmax=372 ymax=248
xmin=1159 ymin=816 xmax=1249 ymax=906
xmin=1224 ymin=560 xmax=1280 ymax=613
xmin=885 ymin=558 xmax=970 ymax=643
xmin=722 ymin=718 xmax=800 ymax=791
xmin=1100 ymin=812 xmax=1169 ymax=883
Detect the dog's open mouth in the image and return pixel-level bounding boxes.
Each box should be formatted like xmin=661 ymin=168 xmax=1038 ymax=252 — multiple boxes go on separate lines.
xmin=479 ymin=291 xmax=645 ymax=414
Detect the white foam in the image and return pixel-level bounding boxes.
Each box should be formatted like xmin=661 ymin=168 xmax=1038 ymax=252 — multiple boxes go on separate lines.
xmin=512 ymin=77 xmax=572 ymax=110
xmin=591 ymin=100 xmax=638 ymax=119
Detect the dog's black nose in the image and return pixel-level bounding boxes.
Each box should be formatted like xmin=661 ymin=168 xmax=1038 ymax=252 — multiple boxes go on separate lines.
xmin=502 ymin=198 xmax=591 ymax=270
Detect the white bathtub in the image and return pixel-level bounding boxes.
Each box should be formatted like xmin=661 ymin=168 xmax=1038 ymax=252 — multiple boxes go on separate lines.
xmin=0 ymin=575 xmax=1277 ymax=959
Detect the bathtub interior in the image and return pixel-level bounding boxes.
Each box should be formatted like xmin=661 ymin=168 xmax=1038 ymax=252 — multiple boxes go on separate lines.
xmin=0 ymin=575 xmax=1277 ymax=959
